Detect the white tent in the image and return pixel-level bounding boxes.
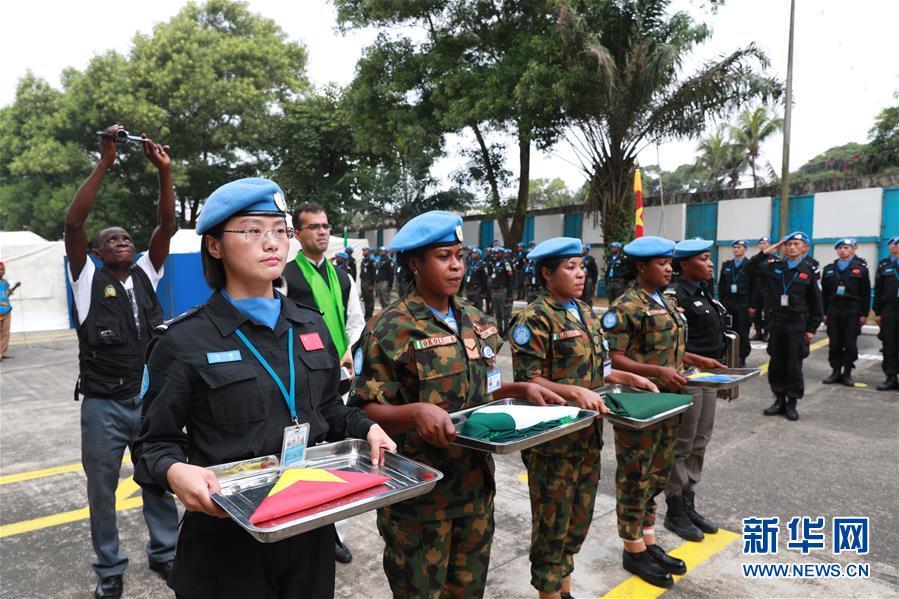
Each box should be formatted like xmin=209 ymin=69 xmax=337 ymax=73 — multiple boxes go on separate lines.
xmin=0 ymin=234 xmax=71 ymax=333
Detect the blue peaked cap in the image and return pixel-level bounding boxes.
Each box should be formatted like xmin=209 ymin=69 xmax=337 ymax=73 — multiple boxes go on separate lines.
xmin=196 ymin=177 xmax=286 ymax=235
xmin=387 ymin=211 xmax=464 ymax=253
xmin=674 ymin=238 xmax=713 ymax=259
xmin=623 ymin=236 xmax=675 ymax=259
xmin=527 ymin=237 xmax=583 ymax=262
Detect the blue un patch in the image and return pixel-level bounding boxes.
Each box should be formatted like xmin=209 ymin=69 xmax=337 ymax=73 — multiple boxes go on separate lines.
xmin=512 ymin=324 xmax=532 ymax=345
xmin=354 ymin=347 xmax=364 ymax=376
xmin=602 ymin=311 xmax=618 ymax=330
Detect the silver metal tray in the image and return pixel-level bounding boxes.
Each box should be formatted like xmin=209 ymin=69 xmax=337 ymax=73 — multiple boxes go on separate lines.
xmin=210 ymin=439 xmax=443 ymax=543
xmin=682 ymin=367 xmax=761 ymax=390
xmin=449 ymin=398 xmax=598 ymax=454
xmin=594 ymin=384 xmax=694 ymax=430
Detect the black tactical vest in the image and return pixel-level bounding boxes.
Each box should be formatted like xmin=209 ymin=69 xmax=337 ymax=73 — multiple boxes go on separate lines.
xmin=283 ymin=258 xmax=351 ymax=320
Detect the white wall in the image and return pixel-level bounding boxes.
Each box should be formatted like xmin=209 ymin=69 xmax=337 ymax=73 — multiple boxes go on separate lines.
xmin=717 ymin=196 xmax=772 ymax=241
xmin=813 ymin=188 xmax=882 ymax=238
xmin=365 ymin=230 xmax=378 ymax=248
xmin=644 ymin=203 xmax=686 ymax=240
xmin=462 ymin=220 xmax=480 ymax=247
xmin=492 ymin=220 xmax=505 ymax=246
xmin=382 ymin=228 xmax=397 ymax=247
xmin=812 ymin=242 xmax=878 ymax=283
xmin=533 ymin=214 xmax=563 ymax=243
xmin=582 ymin=212 xmax=604 ymax=245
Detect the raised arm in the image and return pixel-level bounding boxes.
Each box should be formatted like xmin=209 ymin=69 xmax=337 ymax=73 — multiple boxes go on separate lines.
xmin=143 ymin=136 xmax=176 ymax=272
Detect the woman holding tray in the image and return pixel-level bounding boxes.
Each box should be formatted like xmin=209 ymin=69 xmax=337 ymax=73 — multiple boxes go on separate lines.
xmin=508 ymin=237 xmax=657 ymax=599
xmin=349 ymin=210 xmax=564 ymax=599
xmin=132 ymin=178 xmax=396 ymax=599
xmin=601 ymin=236 xmax=724 ymax=589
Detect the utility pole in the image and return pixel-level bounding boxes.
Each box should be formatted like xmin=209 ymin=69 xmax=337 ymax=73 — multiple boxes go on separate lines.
xmin=779 ymin=0 xmax=795 ymax=239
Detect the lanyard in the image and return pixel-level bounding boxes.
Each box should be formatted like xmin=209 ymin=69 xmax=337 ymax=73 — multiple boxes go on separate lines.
xmin=234 ymin=327 xmax=298 ymax=423
xmin=731 ymin=262 xmax=744 ymax=284
xmin=782 ymin=270 xmax=800 ymax=296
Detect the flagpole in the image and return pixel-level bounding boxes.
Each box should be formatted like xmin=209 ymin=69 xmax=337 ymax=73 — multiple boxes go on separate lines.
xmin=779 ymin=0 xmax=795 ymax=240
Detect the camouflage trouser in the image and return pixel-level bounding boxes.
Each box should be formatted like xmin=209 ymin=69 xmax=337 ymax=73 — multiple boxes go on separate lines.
xmin=521 ymin=432 xmax=601 ymax=592
xmin=613 ymin=416 xmax=681 ymax=540
xmin=376 ymin=510 xmax=494 ymax=599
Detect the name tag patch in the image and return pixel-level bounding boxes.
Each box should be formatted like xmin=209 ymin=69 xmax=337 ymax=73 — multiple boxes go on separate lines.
xmin=207 ymin=350 xmax=242 ymax=364
xmin=413 ymin=335 xmax=457 ymax=350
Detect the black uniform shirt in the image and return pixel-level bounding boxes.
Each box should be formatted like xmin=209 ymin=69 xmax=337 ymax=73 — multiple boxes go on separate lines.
xmin=821 ymin=256 xmax=870 ymax=316
xmin=718 ymin=258 xmax=752 ymax=300
xmin=360 ymin=255 xmax=377 ymax=285
xmin=749 ymin=252 xmax=823 ymax=333
xmin=490 ymin=258 xmax=513 ymax=289
xmin=873 ymin=257 xmax=899 ymax=314
xmin=669 ymin=278 xmax=727 ymax=359
xmin=133 ymin=291 xmax=375 ymax=496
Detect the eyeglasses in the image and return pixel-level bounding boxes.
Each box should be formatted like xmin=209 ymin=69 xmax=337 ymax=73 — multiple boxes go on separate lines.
xmin=223 ymin=227 xmax=294 ymax=241
xmin=299 ymin=223 xmax=333 ymax=232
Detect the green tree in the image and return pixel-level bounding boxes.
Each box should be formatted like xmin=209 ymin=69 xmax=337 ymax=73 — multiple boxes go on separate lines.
xmin=528 ymin=177 xmax=577 ymax=209
xmin=693 ymin=128 xmax=744 ymax=191
xmin=335 ymin=0 xmax=568 ymax=244
xmin=864 ymin=104 xmax=899 ymax=172
xmin=558 ymin=0 xmax=781 ymax=245
xmin=730 ymin=105 xmax=782 ymax=188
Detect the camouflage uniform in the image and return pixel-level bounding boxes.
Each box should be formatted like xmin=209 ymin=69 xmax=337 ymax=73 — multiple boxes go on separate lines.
xmin=509 ymin=294 xmax=607 ymax=593
xmin=350 ymin=289 xmax=503 ymax=599
xmin=602 ymin=282 xmax=686 ymax=540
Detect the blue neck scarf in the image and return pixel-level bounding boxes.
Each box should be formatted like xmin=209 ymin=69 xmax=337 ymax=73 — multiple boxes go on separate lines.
xmin=836 ymin=258 xmax=851 ymax=271
xmin=429 ymin=304 xmax=458 ymax=333
xmin=734 ymin=257 xmax=745 ymax=267
xmin=786 ymin=258 xmax=803 ymax=270
xmin=562 ymin=297 xmax=583 ymax=324
xmin=223 ymin=290 xmax=281 ymax=331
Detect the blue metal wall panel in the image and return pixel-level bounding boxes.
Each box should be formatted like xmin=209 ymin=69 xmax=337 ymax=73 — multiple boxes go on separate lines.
xmin=771 ymin=195 xmax=814 ymax=247
xmin=479 ymin=220 xmax=494 ymax=248
xmin=686 ymin=203 xmax=719 ymax=267
xmin=563 ymin=213 xmax=583 ymax=239
xmin=880 ymin=188 xmax=899 ymax=259
xmin=523 ymin=216 xmax=535 ymax=245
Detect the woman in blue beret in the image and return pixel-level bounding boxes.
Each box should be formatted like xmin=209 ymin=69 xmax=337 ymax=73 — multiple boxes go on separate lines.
xmin=349 ymin=210 xmax=564 ymax=598
xmin=508 ymin=237 xmax=657 ymax=599
xmin=132 ymin=177 xmax=396 ymax=599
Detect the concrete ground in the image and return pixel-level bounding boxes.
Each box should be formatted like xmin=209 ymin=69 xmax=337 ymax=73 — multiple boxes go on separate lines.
xmin=1 ymin=326 xmax=897 ymax=599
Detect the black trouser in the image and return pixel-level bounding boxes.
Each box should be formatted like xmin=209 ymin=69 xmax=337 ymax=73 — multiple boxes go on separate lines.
xmin=766 ymin=312 xmax=810 ymax=399
xmin=607 ymin=281 xmax=626 ymax=303
xmin=581 ymin=277 xmax=596 ymax=304
xmin=882 ymin=304 xmax=899 ymax=376
xmin=723 ymin=296 xmax=751 ymax=360
xmin=466 ymin=287 xmax=485 ymax=312
xmin=172 ymin=513 xmax=335 ymax=599
xmin=362 ymin=284 xmax=375 ymax=320
xmin=826 ymin=302 xmax=862 ymax=369
xmin=752 ymin=305 xmax=766 ymax=335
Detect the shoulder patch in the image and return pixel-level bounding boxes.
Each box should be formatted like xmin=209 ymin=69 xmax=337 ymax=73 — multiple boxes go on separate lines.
xmin=602 ymin=311 xmax=618 ymax=330
xmin=512 ymin=324 xmax=532 ymax=345
xmin=353 ymin=347 xmax=364 ymax=376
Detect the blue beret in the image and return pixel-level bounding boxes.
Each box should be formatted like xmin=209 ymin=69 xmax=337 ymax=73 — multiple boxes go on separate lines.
xmin=492 ymin=240 xmax=500 ymax=246
xmin=345 ymin=246 xmax=354 ymax=254
xmin=378 ymin=246 xmax=387 ymax=251
xmin=784 ymin=231 xmax=810 ymax=245
xmin=732 ymin=239 xmax=750 ymax=248
xmin=623 ymin=236 xmax=675 ymax=259
xmin=336 ymin=252 xmax=348 ymax=260
xmin=584 ymin=243 xmax=591 ymax=250
xmin=516 ymin=242 xmax=524 ymax=248
xmin=890 ymin=236 xmax=899 ymax=245
xmin=387 ymin=210 xmax=464 ymax=253
xmin=196 ymin=177 xmax=286 ymax=235
xmin=834 ymin=238 xmax=857 ymax=248
xmin=527 ymin=237 xmax=584 ymax=262
xmin=758 ymin=236 xmax=770 ymax=243
xmin=471 ymin=248 xmax=482 ymax=255
xmin=674 ymin=238 xmax=713 ymax=259
xmin=609 ymin=241 xmax=622 ymax=249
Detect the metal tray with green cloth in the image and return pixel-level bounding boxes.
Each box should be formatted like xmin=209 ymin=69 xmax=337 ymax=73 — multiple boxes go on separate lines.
xmin=681 ymin=367 xmax=761 ymax=390
xmin=594 ymin=384 xmax=693 ymax=430
xmin=450 ymin=399 xmax=598 ymax=454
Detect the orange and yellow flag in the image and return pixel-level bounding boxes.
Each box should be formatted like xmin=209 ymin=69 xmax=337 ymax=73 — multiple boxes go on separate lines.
xmin=633 ymin=168 xmax=644 ymax=238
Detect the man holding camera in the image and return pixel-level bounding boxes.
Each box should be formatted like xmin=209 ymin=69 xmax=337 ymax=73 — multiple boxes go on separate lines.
xmin=65 ymin=124 xmax=179 ymax=599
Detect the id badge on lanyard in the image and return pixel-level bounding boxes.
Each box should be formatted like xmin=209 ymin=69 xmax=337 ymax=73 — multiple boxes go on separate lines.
xmin=836 ymin=284 xmax=846 ymax=296
xmin=281 ymin=422 xmax=310 ymax=469
xmin=486 ymin=368 xmax=502 ymax=394
xmin=780 ymin=294 xmax=790 ymax=307
xmin=730 ymin=284 xmax=738 ymax=294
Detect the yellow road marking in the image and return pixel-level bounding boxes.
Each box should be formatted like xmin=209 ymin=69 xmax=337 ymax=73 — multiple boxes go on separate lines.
xmin=0 ymin=456 xmax=131 ymax=486
xmin=759 ymin=338 xmax=828 ymax=375
xmin=0 ymin=476 xmax=143 ymax=538
xmin=601 ymin=529 xmax=740 ymax=599
xmin=855 ymin=382 xmax=869 ymax=388
xmin=519 ymin=472 xmax=529 ymax=483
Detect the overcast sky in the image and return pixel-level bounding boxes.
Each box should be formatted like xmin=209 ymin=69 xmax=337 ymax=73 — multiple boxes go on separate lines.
xmin=2 ymin=0 xmax=897 ymax=192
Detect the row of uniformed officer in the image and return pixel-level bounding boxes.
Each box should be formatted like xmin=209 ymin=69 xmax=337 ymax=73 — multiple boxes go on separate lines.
xmin=874 ymin=237 xmax=899 ymax=391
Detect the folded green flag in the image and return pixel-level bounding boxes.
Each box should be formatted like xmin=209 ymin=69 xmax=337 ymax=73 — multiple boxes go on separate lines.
xmin=459 ymin=405 xmax=581 ymax=442
xmin=604 ymin=392 xmax=693 ymax=420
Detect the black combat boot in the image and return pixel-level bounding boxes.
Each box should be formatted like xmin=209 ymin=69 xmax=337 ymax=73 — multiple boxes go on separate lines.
xmin=645 ymin=544 xmax=687 ymax=575
xmin=664 ymin=495 xmax=704 ymax=541
xmin=841 ymin=366 xmax=855 ymax=387
xmin=784 ymin=397 xmax=799 ymax=421
xmin=683 ymin=489 xmax=718 ymax=534
xmin=622 ymin=549 xmax=673 ymax=588
xmin=877 ymin=375 xmax=899 ymax=391
xmin=763 ymin=395 xmax=785 ymax=416
xmin=822 ymin=368 xmax=842 ymax=384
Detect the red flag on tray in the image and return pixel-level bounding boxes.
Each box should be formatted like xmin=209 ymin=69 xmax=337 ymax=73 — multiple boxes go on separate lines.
xmin=249 ymin=468 xmax=391 ymax=525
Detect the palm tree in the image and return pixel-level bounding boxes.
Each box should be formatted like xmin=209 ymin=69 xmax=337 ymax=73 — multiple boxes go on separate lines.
xmin=731 ymin=106 xmax=783 ymax=188
xmin=693 ymin=128 xmax=745 ymax=191
xmin=557 ymin=0 xmax=781 ymax=244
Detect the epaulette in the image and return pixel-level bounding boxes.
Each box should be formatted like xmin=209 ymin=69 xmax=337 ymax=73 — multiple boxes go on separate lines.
xmin=856 ymin=257 xmax=868 ymax=266
xmin=155 ymin=305 xmax=203 ymax=333
xmin=284 ymin=297 xmax=324 ymax=315
xmin=663 ymin=287 xmax=677 ymax=296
